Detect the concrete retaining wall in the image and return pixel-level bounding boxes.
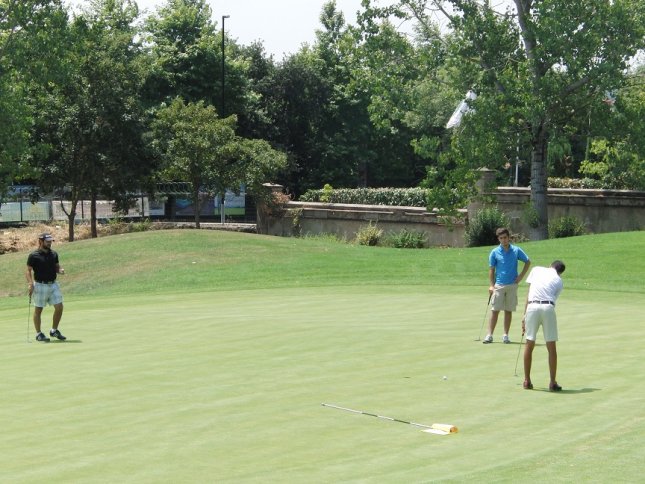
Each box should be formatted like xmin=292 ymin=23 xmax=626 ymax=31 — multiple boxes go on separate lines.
xmin=263 ymin=201 xmax=466 ymax=247
xmin=258 ymin=181 xmax=644 ymax=247
xmin=493 ymin=187 xmax=645 ymax=235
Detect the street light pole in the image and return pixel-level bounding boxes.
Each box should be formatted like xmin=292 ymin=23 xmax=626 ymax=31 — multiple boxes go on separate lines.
xmin=221 ymin=15 xmax=229 ymax=117
xmin=220 ymin=15 xmax=229 ymax=225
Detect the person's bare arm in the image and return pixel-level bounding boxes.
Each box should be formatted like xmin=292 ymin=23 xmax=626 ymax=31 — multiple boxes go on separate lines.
xmin=26 ymin=266 xmax=34 ymax=296
xmin=488 ymin=267 xmax=496 ymax=294
xmin=516 ymin=260 xmax=531 ymax=283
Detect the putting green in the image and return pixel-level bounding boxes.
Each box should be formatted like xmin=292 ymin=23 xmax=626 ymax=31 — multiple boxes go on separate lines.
xmin=1 ymin=285 xmax=643 ymax=482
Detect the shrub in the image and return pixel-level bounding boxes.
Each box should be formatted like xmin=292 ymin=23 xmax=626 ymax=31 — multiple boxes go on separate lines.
xmin=384 ymin=229 xmax=427 ymax=249
xmin=522 ymin=202 xmax=540 ymax=229
xmin=301 ymin=232 xmax=346 ymax=243
xmin=548 ymin=216 xmax=586 ymax=239
xmin=320 ymin=184 xmax=334 ymax=203
xmin=261 ymin=191 xmax=291 ymax=217
xmin=426 ymin=186 xmax=470 ymax=215
xmin=130 ymin=218 xmax=152 ymax=233
xmin=104 ymin=216 xmax=153 ymax=235
xmin=300 ymin=187 xmax=429 ymax=207
xmin=105 ymin=215 xmax=127 ymax=235
xmin=355 ymin=221 xmax=383 ymax=246
xmin=465 ymin=207 xmax=510 ymax=247
xmin=290 ymin=207 xmax=303 ymax=236
xmin=548 ymin=177 xmax=604 ymax=189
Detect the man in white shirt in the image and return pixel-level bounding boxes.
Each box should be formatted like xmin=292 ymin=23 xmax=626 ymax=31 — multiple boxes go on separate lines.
xmin=521 ymin=261 xmax=566 ymax=391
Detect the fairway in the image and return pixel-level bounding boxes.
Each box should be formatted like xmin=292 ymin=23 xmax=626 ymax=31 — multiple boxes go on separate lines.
xmin=1 ymin=231 xmax=644 ymax=482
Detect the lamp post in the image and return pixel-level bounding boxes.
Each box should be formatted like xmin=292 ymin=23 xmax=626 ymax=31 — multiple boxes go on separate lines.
xmin=221 ymin=15 xmax=229 ymax=117
xmin=220 ymin=15 xmax=229 ymax=225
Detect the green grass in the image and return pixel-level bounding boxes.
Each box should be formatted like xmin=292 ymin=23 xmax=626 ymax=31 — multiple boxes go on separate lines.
xmin=0 ymin=230 xmax=643 ymax=482
xmin=1 ymin=230 xmax=643 ymax=298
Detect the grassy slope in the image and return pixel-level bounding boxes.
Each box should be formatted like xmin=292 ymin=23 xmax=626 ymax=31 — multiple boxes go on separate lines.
xmin=0 ymin=230 xmax=643 ymax=482
xmin=1 ymin=230 xmax=643 ymax=301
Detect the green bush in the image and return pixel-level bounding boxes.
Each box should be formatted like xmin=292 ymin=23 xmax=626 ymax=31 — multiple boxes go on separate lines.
xmin=320 ymin=184 xmax=334 ymax=203
xmin=130 ymin=218 xmax=152 ymax=233
xmin=355 ymin=221 xmax=383 ymax=246
xmin=548 ymin=216 xmax=586 ymax=239
xmin=104 ymin=217 xmax=152 ymax=235
xmin=426 ymin=186 xmax=470 ymax=215
xmin=465 ymin=207 xmax=510 ymax=247
xmin=548 ymin=177 xmax=604 ymax=189
xmin=300 ymin=187 xmax=429 ymax=207
xmin=383 ymin=229 xmax=427 ymax=249
xmin=300 ymin=232 xmax=346 ymax=243
xmin=522 ymin=202 xmax=540 ymax=229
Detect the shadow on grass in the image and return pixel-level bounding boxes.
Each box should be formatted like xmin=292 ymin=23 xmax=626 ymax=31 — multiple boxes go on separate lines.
xmin=477 ymin=341 xmax=544 ymax=346
xmin=531 ymin=387 xmax=601 ymax=394
xmin=50 ymin=340 xmax=83 ymax=344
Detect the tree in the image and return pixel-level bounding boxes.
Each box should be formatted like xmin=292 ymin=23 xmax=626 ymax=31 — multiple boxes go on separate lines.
xmin=141 ymin=0 xmax=250 ymax=111
xmin=580 ymin=68 xmax=645 ymax=190
xmin=150 ymin=98 xmax=287 ymax=227
xmin=262 ymin=48 xmax=335 ymax=195
xmin=228 ymin=41 xmax=278 ymax=140
xmin=0 ymin=65 xmax=29 ymax=193
xmin=30 ymin=0 xmax=154 ymax=240
xmin=142 ymin=0 xmax=257 ymax=137
xmin=258 ymin=1 xmax=428 ymax=195
xmin=385 ymin=0 xmax=645 ymax=239
xmin=252 ymin=2 xmax=376 ymax=196
xmin=0 ymin=0 xmax=67 ymax=193
xmin=151 ymin=99 xmax=237 ymax=227
xmin=349 ymin=4 xmax=445 ymax=187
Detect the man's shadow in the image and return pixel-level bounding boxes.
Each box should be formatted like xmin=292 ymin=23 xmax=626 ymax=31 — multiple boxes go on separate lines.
xmin=532 ymin=387 xmax=600 ymax=394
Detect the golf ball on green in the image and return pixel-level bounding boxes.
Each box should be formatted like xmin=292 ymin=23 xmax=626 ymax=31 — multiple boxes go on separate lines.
xmin=443 ymin=376 xmax=447 ymax=380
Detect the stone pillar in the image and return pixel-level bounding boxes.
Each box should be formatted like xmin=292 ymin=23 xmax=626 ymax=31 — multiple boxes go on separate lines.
xmin=475 ymin=167 xmax=497 ymax=194
xmin=256 ymin=183 xmax=284 ymax=234
xmin=467 ymin=167 xmax=497 ymax=221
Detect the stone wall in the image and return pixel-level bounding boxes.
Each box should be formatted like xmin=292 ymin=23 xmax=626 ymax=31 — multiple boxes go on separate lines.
xmin=258 ymin=180 xmax=644 ymax=247
xmin=491 ymin=187 xmax=645 ymax=235
xmin=263 ymin=200 xmax=466 ymax=247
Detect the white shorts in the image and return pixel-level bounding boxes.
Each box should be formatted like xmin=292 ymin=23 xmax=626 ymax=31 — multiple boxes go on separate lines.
xmin=525 ymin=304 xmax=558 ymax=342
xmin=491 ymin=284 xmax=518 ymax=312
xmin=32 ymin=282 xmax=63 ymax=308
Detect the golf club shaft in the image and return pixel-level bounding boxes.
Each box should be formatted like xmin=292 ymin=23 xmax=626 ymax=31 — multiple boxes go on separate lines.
xmin=477 ymin=293 xmax=493 ymax=341
xmin=321 ymin=403 xmax=432 ymax=429
xmin=27 ymin=295 xmax=31 ymax=343
xmin=514 ymin=332 xmax=524 ymax=376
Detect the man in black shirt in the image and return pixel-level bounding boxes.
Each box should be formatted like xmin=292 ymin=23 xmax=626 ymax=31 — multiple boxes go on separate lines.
xmin=26 ymin=233 xmax=67 ymax=342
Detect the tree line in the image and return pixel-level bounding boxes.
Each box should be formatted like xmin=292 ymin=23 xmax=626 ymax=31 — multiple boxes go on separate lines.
xmin=1 ymin=0 xmax=643 ymax=240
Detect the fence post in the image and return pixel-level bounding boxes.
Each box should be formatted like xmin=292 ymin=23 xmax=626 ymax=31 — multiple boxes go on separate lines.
xmin=19 ymin=188 xmax=24 ymax=222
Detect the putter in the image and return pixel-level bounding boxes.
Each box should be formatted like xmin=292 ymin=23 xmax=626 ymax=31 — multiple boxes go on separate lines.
xmin=321 ymin=403 xmax=457 ymax=434
xmin=476 ymin=293 xmax=493 ymax=341
xmin=514 ymin=332 xmax=524 ymax=376
xmin=27 ymin=295 xmax=32 ymax=344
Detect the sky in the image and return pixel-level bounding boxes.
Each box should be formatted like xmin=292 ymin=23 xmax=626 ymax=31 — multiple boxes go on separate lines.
xmin=68 ymin=0 xmax=366 ymax=59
